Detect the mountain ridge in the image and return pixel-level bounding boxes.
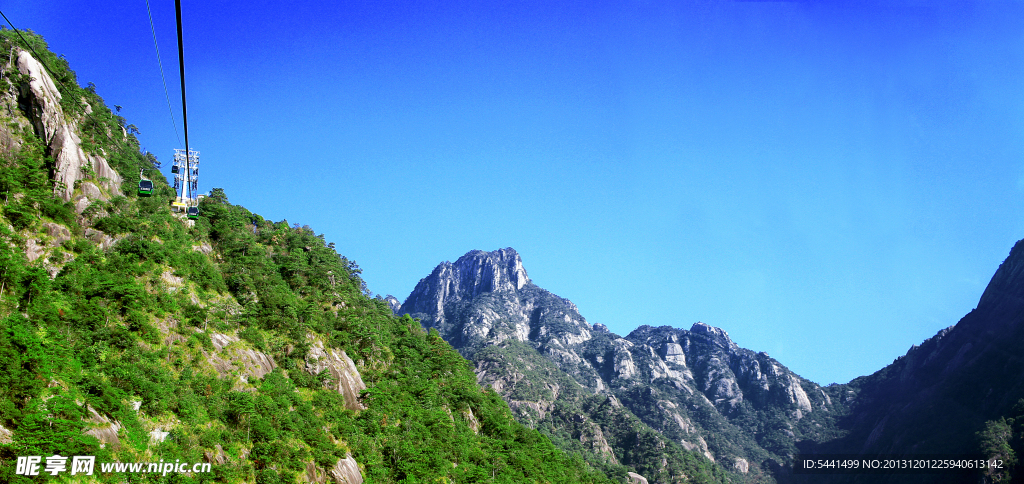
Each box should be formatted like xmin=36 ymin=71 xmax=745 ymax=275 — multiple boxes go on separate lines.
xmin=397 ymin=244 xmax=1024 ymax=483
xmin=398 ymin=247 xmax=847 ymax=482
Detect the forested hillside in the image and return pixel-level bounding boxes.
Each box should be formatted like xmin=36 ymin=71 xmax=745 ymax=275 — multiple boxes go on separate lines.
xmin=0 ymin=29 xmax=620 ymax=483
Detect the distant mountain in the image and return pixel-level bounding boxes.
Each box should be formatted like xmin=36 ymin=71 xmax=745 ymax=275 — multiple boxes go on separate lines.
xmin=398 ymin=243 xmax=1024 ymax=483
xmin=398 ymin=248 xmax=850 ymax=483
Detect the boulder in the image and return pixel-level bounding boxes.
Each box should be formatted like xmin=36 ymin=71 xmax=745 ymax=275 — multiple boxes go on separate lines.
xmin=43 ymin=222 xmax=71 ymax=246
xmin=84 ymin=228 xmax=118 ymax=251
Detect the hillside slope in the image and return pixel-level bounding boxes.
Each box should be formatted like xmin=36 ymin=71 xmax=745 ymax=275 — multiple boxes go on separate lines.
xmin=0 ymin=30 xmax=615 ymax=484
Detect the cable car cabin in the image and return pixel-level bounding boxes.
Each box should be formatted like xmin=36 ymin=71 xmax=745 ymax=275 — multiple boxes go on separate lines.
xmin=186 ymin=206 xmax=199 ymax=220
xmin=171 ymin=165 xmax=179 ymax=174
xmin=138 ymin=179 xmax=154 ymax=197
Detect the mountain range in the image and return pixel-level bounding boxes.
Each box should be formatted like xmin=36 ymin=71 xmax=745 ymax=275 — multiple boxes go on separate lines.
xmin=395 ymin=246 xmax=1024 ymax=483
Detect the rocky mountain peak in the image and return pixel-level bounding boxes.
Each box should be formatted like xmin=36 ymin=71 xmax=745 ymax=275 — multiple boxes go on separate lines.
xmin=383 ymin=295 xmax=401 ymax=314
xmin=400 ymin=248 xmax=529 ymax=319
xmin=399 ymin=248 xmax=851 ymax=480
xmin=399 ymin=248 xmax=541 ymax=345
xmin=690 ymin=322 xmax=737 ymax=350
xmin=451 ymin=247 xmax=530 ymax=295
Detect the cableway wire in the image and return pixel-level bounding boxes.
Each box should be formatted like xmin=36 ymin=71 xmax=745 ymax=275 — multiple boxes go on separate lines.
xmin=174 ymin=0 xmax=196 ymax=206
xmin=145 ymin=0 xmax=183 ymax=149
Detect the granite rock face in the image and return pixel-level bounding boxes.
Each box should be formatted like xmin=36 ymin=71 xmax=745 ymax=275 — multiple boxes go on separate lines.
xmin=401 ymin=248 xmax=590 ymax=352
xmin=383 ymin=295 xmax=401 ymax=314
xmin=304 ymin=339 xmax=367 ymax=412
xmin=15 ymin=50 xmax=122 ymax=200
xmin=329 ymin=454 xmax=363 ymax=484
xmin=205 ymin=332 xmax=277 ymax=383
xmin=84 ymin=406 xmax=122 ymax=449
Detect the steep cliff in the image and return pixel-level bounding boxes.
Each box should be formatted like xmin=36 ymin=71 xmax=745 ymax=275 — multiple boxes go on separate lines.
xmin=14 ymin=49 xmax=122 ymax=201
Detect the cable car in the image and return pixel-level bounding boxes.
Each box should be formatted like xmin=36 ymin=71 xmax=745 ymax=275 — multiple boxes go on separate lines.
xmin=186 ymin=206 xmax=199 ymax=220
xmin=137 ymin=176 xmax=152 ymax=195
xmin=171 ymin=165 xmax=179 ymax=174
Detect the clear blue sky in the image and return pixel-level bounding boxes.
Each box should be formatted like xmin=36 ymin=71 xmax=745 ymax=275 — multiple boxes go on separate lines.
xmin=9 ymin=1 xmax=1024 ymax=385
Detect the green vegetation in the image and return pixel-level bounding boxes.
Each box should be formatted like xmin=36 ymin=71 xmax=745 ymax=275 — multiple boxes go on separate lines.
xmin=0 ymin=30 xmax=616 ymax=483
xmin=977 ymin=400 xmax=1024 ymax=483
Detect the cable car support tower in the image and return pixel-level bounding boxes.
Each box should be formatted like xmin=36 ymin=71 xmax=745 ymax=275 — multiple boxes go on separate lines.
xmin=172 ymin=148 xmax=199 ymax=216
xmin=172 ymin=0 xmax=200 ymax=220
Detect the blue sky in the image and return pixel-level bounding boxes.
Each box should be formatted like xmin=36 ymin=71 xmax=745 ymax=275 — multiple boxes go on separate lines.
xmin=8 ymin=1 xmax=1024 ymax=385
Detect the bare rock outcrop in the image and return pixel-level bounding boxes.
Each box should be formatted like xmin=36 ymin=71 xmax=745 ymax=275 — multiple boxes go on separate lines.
xmin=0 ymin=423 xmax=12 ymax=444
xmin=24 ymin=237 xmax=46 ymax=263
xmin=328 ymin=454 xmax=363 ymax=484
xmin=192 ymin=242 xmax=213 ymax=255
xmin=204 ymin=444 xmax=227 ymax=465
xmin=787 ymin=374 xmax=813 ymax=417
xmin=44 ymin=222 xmax=72 ymax=245
xmin=579 ymin=421 xmax=618 ymax=464
xmin=149 ymin=428 xmax=169 ymax=443
xmin=84 ymin=228 xmax=119 ymax=251
xmin=626 ymin=472 xmax=649 ymax=484
xmin=206 ymin=332 xmax=277 ymax=383
xmin=398 ymin=248 xmax=848 ymax=479
xmin=16 ymin=50 xmax=122 ymax=200
xmin=305 ymin=339 xmax=366 ymax=411
xmin=400 ymin=248 xmax=594 ymax=359
xmin=24 ymin=222 xmax=72 ymax=264
xmin=384 ymin=295 xmax=401 ymax=314
xmin=84 ymin=406 xmax=122 ymax=449
xmin=399 ymin=248 xmax=529 ymax=328
xmin=462 ymin=407 xmax=480 ymax=434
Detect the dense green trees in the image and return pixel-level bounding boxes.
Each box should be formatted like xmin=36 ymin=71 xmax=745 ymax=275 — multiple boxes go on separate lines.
xmin=977 ymin=401 xmax=1024 ymax=483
